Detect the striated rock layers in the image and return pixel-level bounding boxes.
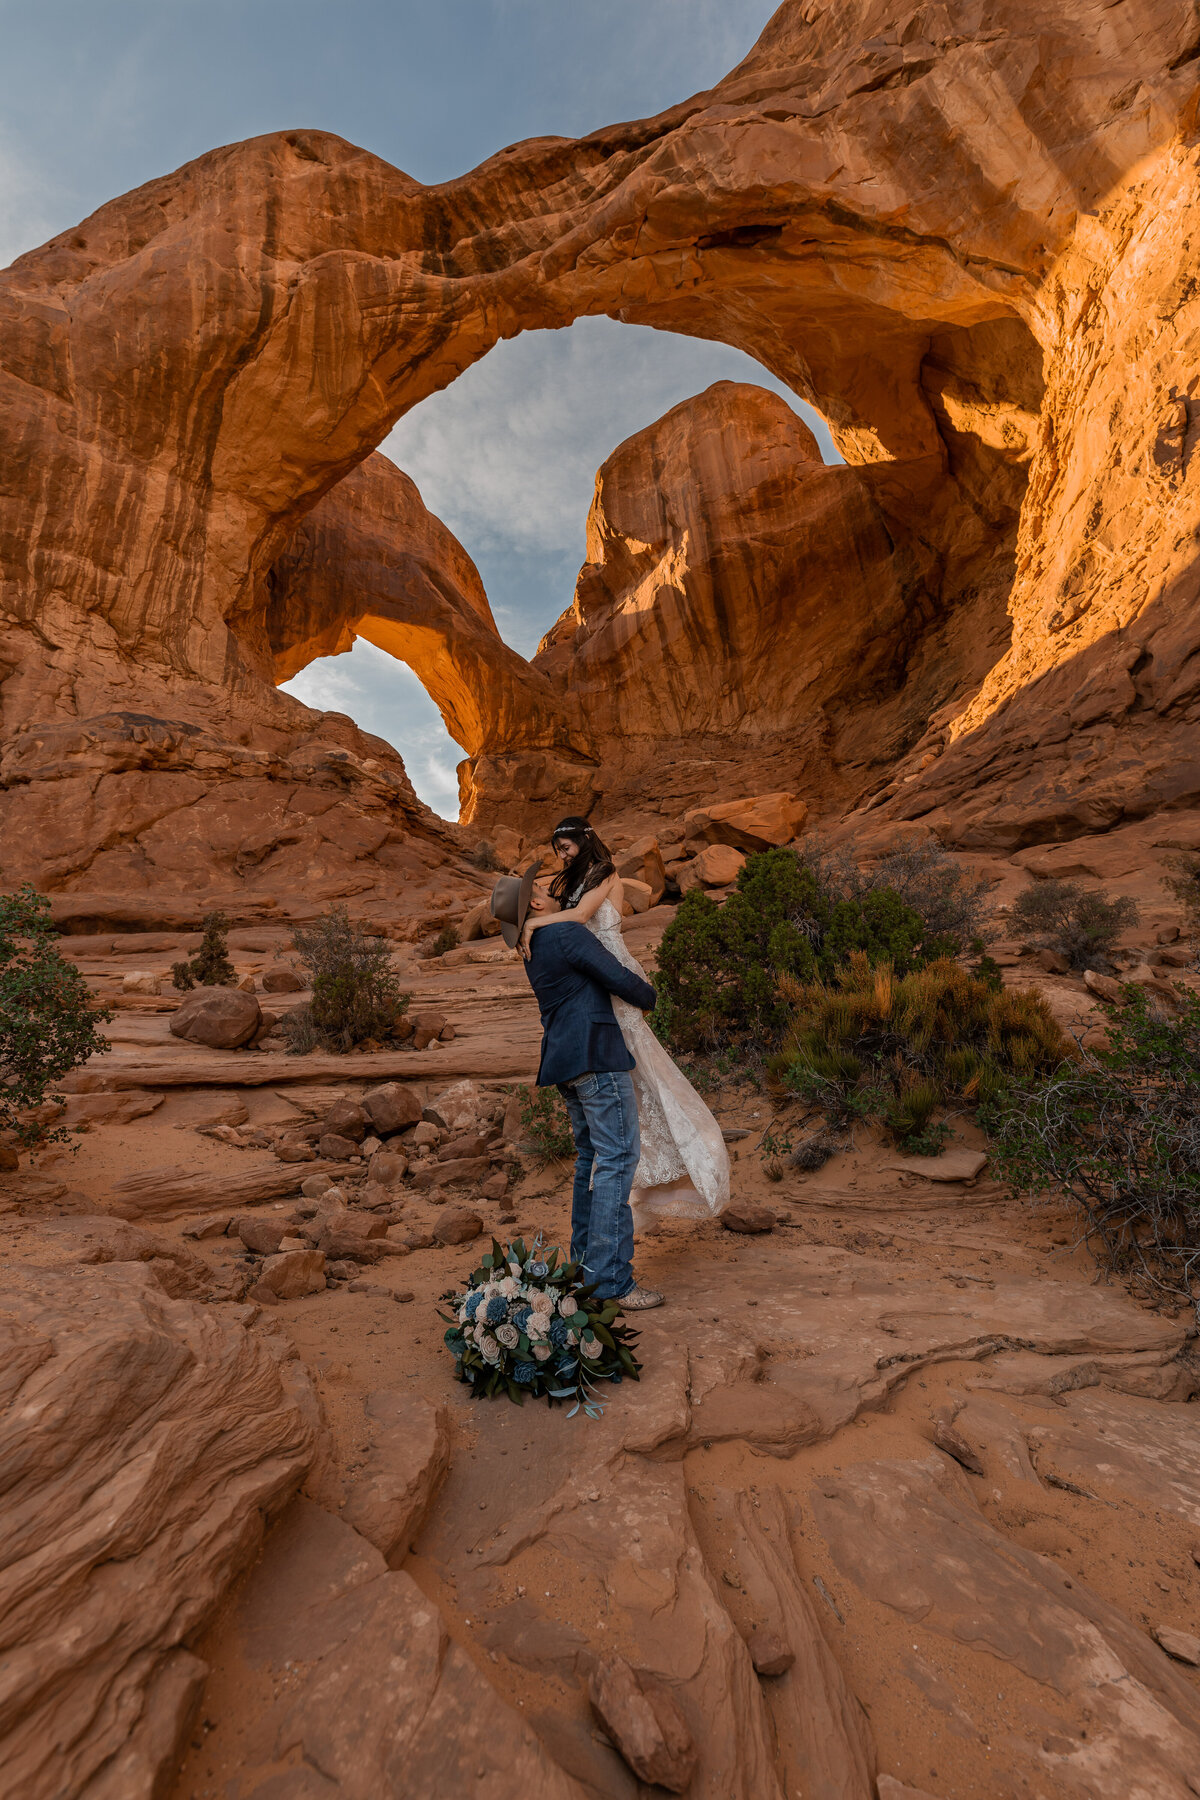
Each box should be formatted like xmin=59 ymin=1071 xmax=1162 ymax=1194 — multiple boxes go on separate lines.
xmin=2 ymin=0 xmax=1200 ymax=875
xmin=508 ymin=379 xmax=1012 ymax=832
xmin=0 ymin=1262 xmax=315 ymax=1799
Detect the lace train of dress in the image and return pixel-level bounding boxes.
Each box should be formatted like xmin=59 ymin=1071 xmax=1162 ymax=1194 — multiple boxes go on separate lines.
xmin=584 ymin=899 xmax=730 ymax=1223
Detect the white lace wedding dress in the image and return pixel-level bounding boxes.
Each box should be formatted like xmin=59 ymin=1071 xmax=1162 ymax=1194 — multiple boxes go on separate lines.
xmin=586 ymin=898 xmax=730 ymax=1224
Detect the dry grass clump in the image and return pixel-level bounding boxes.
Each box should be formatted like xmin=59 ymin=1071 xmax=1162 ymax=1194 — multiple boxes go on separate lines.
xmin=770 ymin=953 xmax=1074 ymax=1153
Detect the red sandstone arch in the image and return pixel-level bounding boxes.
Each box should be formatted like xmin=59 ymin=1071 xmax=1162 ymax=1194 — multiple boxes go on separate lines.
xmin=2 ymin=0 xmax=1199 ymax=881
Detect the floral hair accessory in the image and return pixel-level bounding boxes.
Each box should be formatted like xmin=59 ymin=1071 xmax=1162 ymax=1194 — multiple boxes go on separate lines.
xmin=439 ymin=1233 xmax=642 ymax=1418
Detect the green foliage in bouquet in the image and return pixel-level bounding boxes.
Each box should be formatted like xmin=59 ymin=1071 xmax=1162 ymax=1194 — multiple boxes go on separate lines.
xmin=440 ymin=1237 xmax=641 ymax=1417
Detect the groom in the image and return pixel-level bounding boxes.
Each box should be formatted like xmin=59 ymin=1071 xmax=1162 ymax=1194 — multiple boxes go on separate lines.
xmin=491 ymin=863 xmax=664 ymax=1311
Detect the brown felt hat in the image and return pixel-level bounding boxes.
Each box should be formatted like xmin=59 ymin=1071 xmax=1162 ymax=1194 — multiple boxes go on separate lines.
xmin=490 ymin=859 xmax=543 ymax=949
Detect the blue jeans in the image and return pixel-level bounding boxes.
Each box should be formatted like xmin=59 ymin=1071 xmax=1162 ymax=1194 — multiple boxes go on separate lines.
xmin=558 ymin=1070 xmax=639 ymax=1299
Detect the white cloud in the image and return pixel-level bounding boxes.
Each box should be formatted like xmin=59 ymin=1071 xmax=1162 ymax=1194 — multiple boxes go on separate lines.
xmin=0 ymin=132 xmax=60 ymax=267
xmin=282 ymin=641 xmax=463 ymax=819
xmin=385 ymin=316 xmax=838 ymax=656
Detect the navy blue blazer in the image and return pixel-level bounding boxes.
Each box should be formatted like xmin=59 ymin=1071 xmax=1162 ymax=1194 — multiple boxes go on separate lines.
xmin=523 ymin=921 xmax=657 ymax=1087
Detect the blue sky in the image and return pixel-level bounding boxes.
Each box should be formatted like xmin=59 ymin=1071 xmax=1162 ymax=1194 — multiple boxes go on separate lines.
xmin=0 ymin=0 xmax=837 ymax=817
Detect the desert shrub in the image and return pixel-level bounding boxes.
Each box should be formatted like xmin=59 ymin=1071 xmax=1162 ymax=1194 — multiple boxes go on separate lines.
xmin=770 ymin=954 xmax=1073 ymax=1152
xmin=428 ymin=924 xmax=459 ymax=958
xmin=1009 ymin=878 xmax=1138 ymax=971
xmin=514 ymin=1084 xmax=575 ymax=1161
xmin=171 ymin=910 xmax=236 ymax=990
xmin=653 ymin=845 xmax=973 ymax=1053
xmin=850 ymin=839 xmax=990 ymax=949
xmin=282 ymin=906 xmax=410 ymax=1054
xmin=1163 ymin=854 xmax=1200 ymax=940
xmin=984 ymin=983 xmax=1200 ymax=1306
xmin=1 ymin=886 xmax=112 ymax=1150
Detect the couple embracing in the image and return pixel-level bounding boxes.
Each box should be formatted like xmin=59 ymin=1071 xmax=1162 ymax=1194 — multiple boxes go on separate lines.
xmin=491 ymin=817 xmax=729 ymax=1311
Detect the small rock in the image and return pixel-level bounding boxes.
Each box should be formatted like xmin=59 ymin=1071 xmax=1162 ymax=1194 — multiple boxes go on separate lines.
xmin=1153 ymin=1624 xmax=1200 ymax=1666
xmin=421 ymin=1105 xmax=448 ymax=1128
xmin=275 ymin=1139 xmax=317 ymax=1163
xmin=320 ymin=1233 xmax=383 ymax=1264
xmin=238 ymin=1216 xmax=287 ymax=1256
xmin=439 ymin=1023 xmax=456 ymax=1041
xmin=587 ymin=1654 xmax=697 ymax=1793
xmin=256 ymin=1248 xmax=326 ymax=1299
xmin=360 ymin=1135 xmax=382 ymax=1157
xmin=679 ymin=843 xmax=746 ymax=893
xmin=370 ymin=1150 xmax=409 ymax=1187
xmin=362 ymin=1082 xmax=423 ymax=1135
xmin=411 ymin=1120 xmax=443 ymax=1148
xmin=746 ymin=1628 xmax=794 ymax=1677
xmin=1084 ymin=968 xmax=1124 ymax=1002
xmin=411 ymin=1156 xmax=492 ymax=1190
xmin=721 ymin=1202 xmax=774 ymax=1234
xmin=322 ymin=1100 xmax=368 ymax=1142
xmin=404 ymin=1230 xmax=436 ymax=1251
xmin=437 ymin=1133 xmax=489 ymax=1162
xmin=237 ymin=974 xmax=257 ymax=993
xmin=392 ymin=1289 xmax=415 ymax=1304
xmin=885 ymin=1149 xmax=988 ymax=1184
xmin=301 ymin=1173 xmax=334 ymax=1199
xmin=318 ymin=1133 xmax=360 ymax=1162
xmin=121 ymin=971 xmax=161 ymax=995
xmin=480 ymin=1169 xmax=509 ymax=1201
xmin=169 ymin=987 xmax=262 ymax=1049
xmin=433 ymin=1209 xmax=484 ymax=1246
xmin=261 ymin=964 xmax=305 ymax=992
xmin=182 ymin=1212 xmax=234 ymax=1240
xmin=326 ymin=1259 xmax=360 ymax=1282
xmin=1033 ymin=946 xmax=1071 ymax=975
xmin=1150 ymin=945 xmax=1193 ymax=967
xmin=1156 ymin=924 xmax=1181 ymax=944
xmin=411 ymin=1011 xmax=447 ymax=1050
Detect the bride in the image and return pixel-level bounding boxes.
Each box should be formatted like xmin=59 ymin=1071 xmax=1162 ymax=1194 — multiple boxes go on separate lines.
xmin=521 ymin=815 xmax=730 ymax=1226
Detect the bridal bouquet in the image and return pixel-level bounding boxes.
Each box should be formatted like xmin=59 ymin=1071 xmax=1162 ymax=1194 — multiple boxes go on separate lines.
xmin=440 ymin=1236 xmax=641 ymax=1417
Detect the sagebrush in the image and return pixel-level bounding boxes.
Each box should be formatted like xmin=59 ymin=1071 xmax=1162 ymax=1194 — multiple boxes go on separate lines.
xmin=1009 ymin=878 xmax=1138 ymax=971
xmin=1 ymin=886 xmax=112 ymax=1150
xmin=283 ymin=907 xmax=410 ymax=1053
xmin=770 ymin=953 xmax=1073 ymax=1152
xmin=171 ymin=911 xmax=236 ymax=990
xmin=512 ymin=1084 xmax=575 ymax=1161
xmin=653 ymin=841 xmax=988 ymax=1052
xmin=984 ymin=982 xmax=1200 ymax=1308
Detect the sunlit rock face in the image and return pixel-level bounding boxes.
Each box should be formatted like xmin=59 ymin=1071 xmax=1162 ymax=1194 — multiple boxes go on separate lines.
xmin=502 ymin=379 xmax=1010 ymax=834
xmin=1 ymin=0 xmax=1198 ymax=877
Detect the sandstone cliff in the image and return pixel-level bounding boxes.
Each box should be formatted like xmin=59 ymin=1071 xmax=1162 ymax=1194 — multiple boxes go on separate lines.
xmin=1 ymin=0 xmax=1199 ymax=887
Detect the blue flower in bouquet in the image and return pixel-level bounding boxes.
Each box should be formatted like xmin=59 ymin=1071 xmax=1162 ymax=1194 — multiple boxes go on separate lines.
xmin=512 ymin=1361 xmax=538 ymax=1385
xmin=511 ymin=1305 xmax=533 ymax=1334
xmin=484 ymin=1295 xmax=508 ymax=1325
xmin=462 ymin=1291 xmax=483 ymax=1321
xmin=548 ymin=1316 xmax=571 ymax=1349
xmin=529 ymin=1261 xmax=549 ymax=1278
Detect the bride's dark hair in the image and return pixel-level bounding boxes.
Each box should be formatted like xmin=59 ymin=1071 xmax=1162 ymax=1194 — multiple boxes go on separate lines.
xmin=548 ymin=815 xmax=615 ymax=908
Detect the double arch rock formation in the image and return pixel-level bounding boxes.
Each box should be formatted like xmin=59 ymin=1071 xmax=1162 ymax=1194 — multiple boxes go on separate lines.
xmin=2 ymin=0 xmax=1200 ymax=896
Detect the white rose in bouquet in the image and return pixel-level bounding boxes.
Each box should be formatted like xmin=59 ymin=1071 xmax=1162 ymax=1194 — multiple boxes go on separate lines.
xmin=495 ymin=1323 xmax=519 ymax=1349
xmin=558 ymin=1295 xmax=578 ymax=1319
